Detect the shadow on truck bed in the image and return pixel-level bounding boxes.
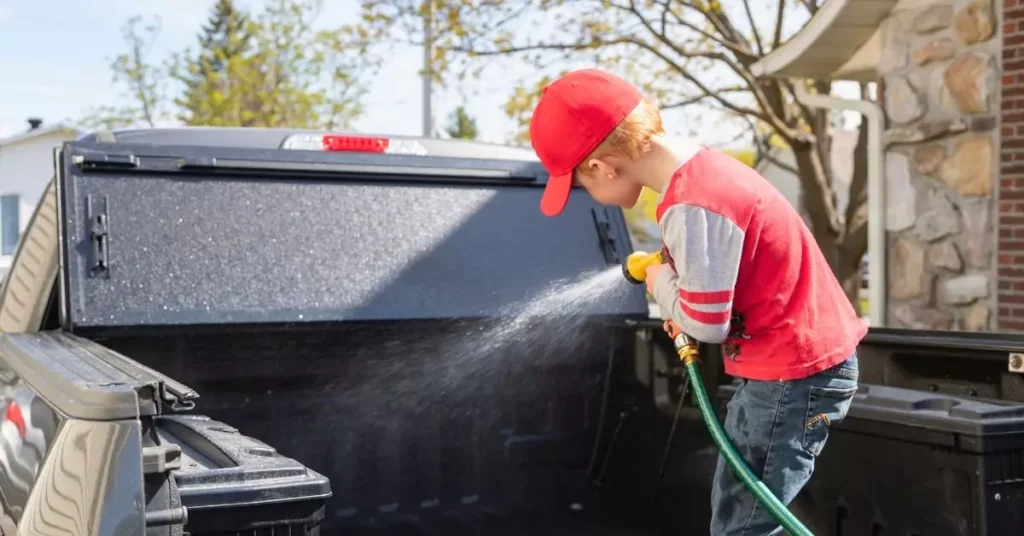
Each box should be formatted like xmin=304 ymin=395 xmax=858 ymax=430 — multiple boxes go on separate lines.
xmin=96 ymin=320 xmax=718 ymax=534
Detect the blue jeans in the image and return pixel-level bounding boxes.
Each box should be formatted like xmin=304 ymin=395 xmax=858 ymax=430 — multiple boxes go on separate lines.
xmin=710 ymin=353 xmax=859 ymax=535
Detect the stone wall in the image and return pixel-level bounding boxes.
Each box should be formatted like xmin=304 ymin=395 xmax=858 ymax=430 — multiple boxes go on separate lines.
xmin=881 ymin=0 xmax=999 ymax=331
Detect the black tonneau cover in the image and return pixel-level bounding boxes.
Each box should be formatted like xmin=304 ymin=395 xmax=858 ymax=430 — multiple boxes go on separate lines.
xmin=57 ymin=136 xmax=647 ymax=331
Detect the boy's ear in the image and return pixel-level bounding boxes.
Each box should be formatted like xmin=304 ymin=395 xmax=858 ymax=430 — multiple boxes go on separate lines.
xmin=586 ymin=158 xmax=617 ymax=181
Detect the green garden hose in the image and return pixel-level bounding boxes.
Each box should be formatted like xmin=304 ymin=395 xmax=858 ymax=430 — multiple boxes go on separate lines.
xmin=682 ymin=358 xmax=813 ymax=536
xmin=621 ymin=251 xmax=813 ymax=534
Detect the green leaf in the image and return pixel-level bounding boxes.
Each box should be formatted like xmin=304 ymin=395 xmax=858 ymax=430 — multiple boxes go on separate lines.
xmin=444 ymin=105 xmax=479 ymax=140
xmin=86 ymin=0 xmax=376 ymax=130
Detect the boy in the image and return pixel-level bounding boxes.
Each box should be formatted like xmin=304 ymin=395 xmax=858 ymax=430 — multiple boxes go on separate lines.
xmin=528 ymin=68 xmax=865 ymax=535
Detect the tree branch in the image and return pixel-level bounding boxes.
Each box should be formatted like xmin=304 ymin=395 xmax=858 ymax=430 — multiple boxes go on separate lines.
xmin=581 ymin=0 xmax=798 ymax=140
xmin=799 ymin=0 xmax=820 ymax=15
xmin=644 ymin=0 xmax=751 ymax=56
xmin=625 ymin=2 xmax=799 ymax=139
xmin=761 ymin=150 xmax=799 ymax=175
xmin=752 ymin=132 xmax=798 ymax=174
xmin=661 ymin=87 xmax=746 ymax=109
xmin=729 ymin=66 xmax=799 ymax=139
xmin=777 ymin=78 xmax=809 ymax=133
xmin=626 ymin=40 xmax=767 ymax=119
xmin=741 ymin=0 xmax=765 ymax=56
xmin=688 ymin=0 xmax=755 ymax=57
xmin=455 ymin=36 xmax=767 ymax=120
xmin=452 ymin=0 xmax=802 ymax=141
xmin=840 ymin=83 xmax=872 ymax=251
xmin=792 ymin=143 xmax=842 ymax=239
xmin=686 ymin=3 xmax=737 ymax=46
xmin=724 ymin=117 xmax=757 ymax=146
xmin=772 ymin=0 xmax=786 ymax=49
xmin=836 ymin=92 xmax=870 ymax=307
xmin=794 ymin=83 xmax=818 ymax=138
xmin=740 ymin=114 xmax=790 ymax=173
xmin=454 ymin=40 xmax=627 ymax=56
xmin=659 ymin=0 xmax=670 ymax=38
xmin=610 ymin=0 xmax=798 ymax=134
xmin=618 ymin=1 xmax=742 ymax=73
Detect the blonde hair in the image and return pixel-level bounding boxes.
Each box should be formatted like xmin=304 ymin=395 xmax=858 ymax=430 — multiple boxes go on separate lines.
xmin=575 ymin=98 xmax=665 ymax=176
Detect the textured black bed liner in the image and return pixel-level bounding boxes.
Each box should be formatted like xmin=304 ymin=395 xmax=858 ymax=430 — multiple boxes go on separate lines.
xmin=333 ymin=508 xmax=653 ymax=536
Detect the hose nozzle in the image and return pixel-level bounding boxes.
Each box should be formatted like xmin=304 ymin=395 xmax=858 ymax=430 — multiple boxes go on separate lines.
xmin=622 ymin=250 xmax=664 ymax=285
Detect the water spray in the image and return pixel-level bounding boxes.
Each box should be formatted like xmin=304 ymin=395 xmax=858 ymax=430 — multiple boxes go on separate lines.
xmin=623 ymin=251 xmax=814 ymax=536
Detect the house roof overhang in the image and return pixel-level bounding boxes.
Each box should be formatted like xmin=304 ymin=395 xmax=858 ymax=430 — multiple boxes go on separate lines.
xmin=0 ymin=124 xmax=80 ymax=148
xmin=749 ymin=0 xmax=929 ymax=82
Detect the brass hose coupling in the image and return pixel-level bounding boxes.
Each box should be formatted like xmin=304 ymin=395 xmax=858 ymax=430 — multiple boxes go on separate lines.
xmin=663 ymin=320 xmax=700 ymax=365
xmin=673 ymin=334 xmax=700 ymax=366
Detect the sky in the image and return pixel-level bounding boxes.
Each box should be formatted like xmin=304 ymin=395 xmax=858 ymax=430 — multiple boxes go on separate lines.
xmin=0 ymin=0 xmax=563 ymax=143
xmin=0 ymin=0 xmax=861 ymax=144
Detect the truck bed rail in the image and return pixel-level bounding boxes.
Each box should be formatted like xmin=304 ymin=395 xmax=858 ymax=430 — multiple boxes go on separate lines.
xmin=0 ymin=332 xmax=198 ymax=420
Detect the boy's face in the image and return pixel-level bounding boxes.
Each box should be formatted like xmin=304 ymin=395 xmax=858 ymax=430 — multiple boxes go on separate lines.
xmin=575 ymin=156 xmax=644 ymax=209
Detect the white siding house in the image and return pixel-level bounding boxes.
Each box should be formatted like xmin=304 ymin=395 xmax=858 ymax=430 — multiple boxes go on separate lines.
xmin=0 ymin=120 xmax=80 ymax=276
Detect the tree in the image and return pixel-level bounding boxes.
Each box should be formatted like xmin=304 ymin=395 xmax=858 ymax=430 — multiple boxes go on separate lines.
xmin=444 ymin=106 xmax=479 ymax=140
xmin=355 ymin=0 xmax=871 ymax=311
xmin=79 ymin=15 xmax=167 ymax=130
xmin=173 ymin=0 xmax=373 ymax=128
xmin=197 ymin=0 xmax=252 ymax=72
xmin=84 ymin=0 xmax=376 ymax=130
xmin=173 ymin=0 xmax=259 ymax=126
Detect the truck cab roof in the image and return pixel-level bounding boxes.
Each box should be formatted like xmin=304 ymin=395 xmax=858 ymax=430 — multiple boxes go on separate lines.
xmin=79 ymin=127 xmax=547 ymax=172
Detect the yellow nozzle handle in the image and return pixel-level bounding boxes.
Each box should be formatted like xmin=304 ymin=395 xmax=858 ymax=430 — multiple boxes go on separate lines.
xmin=622 ymin=250 xmax=664 ymax=284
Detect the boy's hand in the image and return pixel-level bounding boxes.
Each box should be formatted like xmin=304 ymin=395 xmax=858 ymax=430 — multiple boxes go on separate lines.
xmin=645 ymin=263 xmax=672 ymax=295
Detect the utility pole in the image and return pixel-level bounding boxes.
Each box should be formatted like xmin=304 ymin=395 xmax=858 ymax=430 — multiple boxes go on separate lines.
xmin=422 ymin=1 xmax=434 ymax=138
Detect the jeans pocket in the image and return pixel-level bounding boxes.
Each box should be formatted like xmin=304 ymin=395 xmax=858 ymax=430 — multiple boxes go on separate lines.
xmin=825 ymin=354 xmax=860 ymax=382
xmin=801 ymin=384 xmax=858 ymax=457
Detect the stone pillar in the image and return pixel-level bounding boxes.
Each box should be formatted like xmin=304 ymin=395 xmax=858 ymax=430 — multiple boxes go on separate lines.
xmin=1001 ymin=0 xmax=1024 ymax=331
xmin=881 ymin=0 xmax=999 ymax=331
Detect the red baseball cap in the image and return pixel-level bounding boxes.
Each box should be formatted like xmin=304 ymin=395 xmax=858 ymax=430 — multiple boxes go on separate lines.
xmin=529 ymin=69 xmax=643 ymax=217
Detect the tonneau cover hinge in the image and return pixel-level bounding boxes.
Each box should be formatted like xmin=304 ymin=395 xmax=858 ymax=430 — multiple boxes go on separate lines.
xmin=591 ymin=208 xmax=622 ymax=265
xmin=73 ymin=150 xmax=139 ymax=170
xmin=87 ymin=195 xmax=110 ymax=278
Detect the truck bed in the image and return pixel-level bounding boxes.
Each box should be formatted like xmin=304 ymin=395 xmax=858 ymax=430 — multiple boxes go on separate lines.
xmin=96 ymin=322 xmax=717 ymax=535
xmin=334 ymin=514 xmax=652 ymax=535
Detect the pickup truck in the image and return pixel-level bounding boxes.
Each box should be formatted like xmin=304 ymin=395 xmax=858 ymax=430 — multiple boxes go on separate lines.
xmin=0 ymin=128 xmax=1021 ymax=535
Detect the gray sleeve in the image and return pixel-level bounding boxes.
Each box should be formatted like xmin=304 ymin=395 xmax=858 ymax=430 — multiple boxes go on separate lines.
xmin=652 ymin=204 xmax=744 ymax=343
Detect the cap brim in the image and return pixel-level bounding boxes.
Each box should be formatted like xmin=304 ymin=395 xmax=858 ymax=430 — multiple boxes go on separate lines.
xmin=540 ymin=172 xmax=572 ymax=217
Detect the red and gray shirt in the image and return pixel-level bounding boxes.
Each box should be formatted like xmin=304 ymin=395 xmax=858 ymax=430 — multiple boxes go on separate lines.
xmin=651 ymin=146 xmax=867 ymax=381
